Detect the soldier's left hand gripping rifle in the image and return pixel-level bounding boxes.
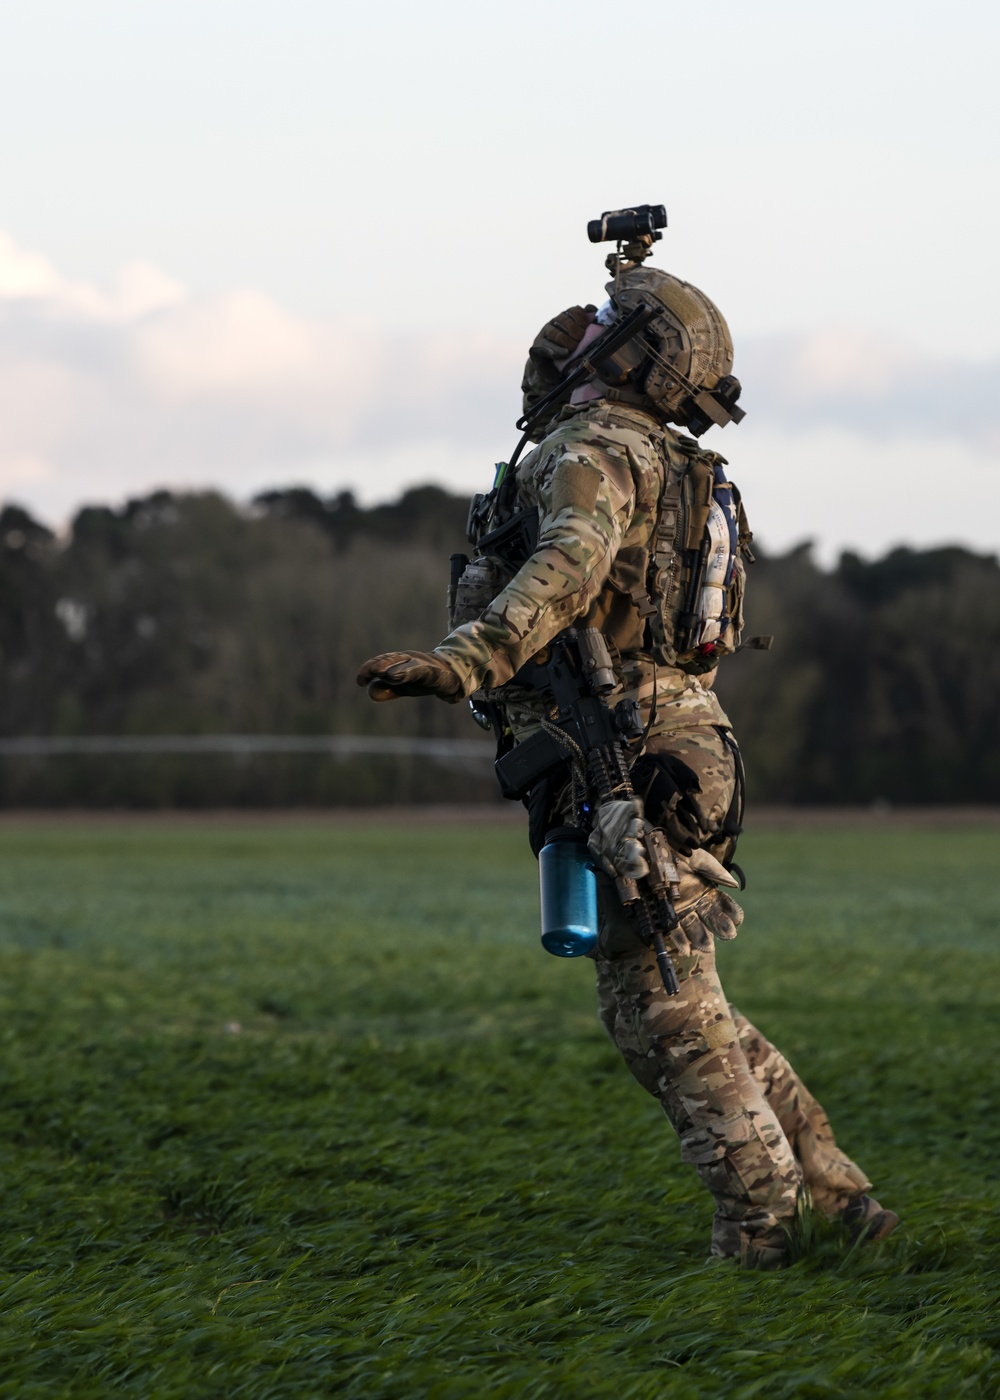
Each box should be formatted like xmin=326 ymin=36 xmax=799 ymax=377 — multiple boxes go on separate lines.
xmin=495 ymin=627 xmax=683 ymax=996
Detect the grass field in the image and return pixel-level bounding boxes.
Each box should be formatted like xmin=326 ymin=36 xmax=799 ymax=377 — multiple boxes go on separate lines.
xmin=0 ymin=816 xmax=997 ymax=1397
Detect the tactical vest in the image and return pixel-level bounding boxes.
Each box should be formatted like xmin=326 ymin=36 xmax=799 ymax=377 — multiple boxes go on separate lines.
xmin=450 ymin=409 xmax=753 ymax=676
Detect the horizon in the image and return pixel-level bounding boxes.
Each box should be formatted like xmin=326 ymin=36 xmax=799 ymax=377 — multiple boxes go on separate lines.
xmin=8 ymin=476 xmax=999 ymax=573
xmin=0 ymin=0 xmax=997 ymax=560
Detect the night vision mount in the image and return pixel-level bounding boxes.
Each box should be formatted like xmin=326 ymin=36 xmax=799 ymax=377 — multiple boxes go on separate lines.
xmin=506 ymin=199 xmax=742 ymax=456
xmin=588 ymin=203 xmax=667 ymax=274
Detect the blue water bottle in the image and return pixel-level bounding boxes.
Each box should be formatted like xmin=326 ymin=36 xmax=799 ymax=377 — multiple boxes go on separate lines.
xmin=538 ymin=827 xmax=599 ymax=957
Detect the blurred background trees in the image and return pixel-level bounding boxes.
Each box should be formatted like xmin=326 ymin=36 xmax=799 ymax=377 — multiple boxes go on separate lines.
xmin=715 ymin=542 xmax=1000 ymax=803
xmin=0 ymin=485 xmax=996 ymax=806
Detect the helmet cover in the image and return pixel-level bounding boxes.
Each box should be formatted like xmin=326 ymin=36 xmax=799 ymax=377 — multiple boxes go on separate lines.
xmin=601 ymin=266 xmax=741 ymax=431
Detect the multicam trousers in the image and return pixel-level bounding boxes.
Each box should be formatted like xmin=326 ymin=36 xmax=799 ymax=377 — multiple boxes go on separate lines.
xmin=594 ymin=723 xmax=870 ymax=1266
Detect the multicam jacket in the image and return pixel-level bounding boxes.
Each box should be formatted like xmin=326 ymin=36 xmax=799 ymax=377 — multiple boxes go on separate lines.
xmin=434 ymin=401 xmax=753 ymax=737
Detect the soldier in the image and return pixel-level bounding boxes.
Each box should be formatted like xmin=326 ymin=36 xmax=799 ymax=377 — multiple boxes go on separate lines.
xmin=357 ymin=243 xmax=897 ymax=1269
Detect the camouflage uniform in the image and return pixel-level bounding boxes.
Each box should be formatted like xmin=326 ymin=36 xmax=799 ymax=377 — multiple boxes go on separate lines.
xmin=594 ymin=724 xmax=869 ymax=1266
xmin=433 ymin=400 xmax=872 ymax=1266
xmin=360 ymin=269 xmax=888 ymax=1264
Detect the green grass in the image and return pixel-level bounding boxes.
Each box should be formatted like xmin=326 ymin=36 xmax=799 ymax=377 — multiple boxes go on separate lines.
xmin=0 ymin=817 xmax=997 ymax=1397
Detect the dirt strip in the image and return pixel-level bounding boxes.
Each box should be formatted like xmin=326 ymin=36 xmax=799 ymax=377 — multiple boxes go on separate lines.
xmin=747 ymin=805 xmax=1000 ymax=828
xmin=0 ymin=804 xmax=996 ymax=828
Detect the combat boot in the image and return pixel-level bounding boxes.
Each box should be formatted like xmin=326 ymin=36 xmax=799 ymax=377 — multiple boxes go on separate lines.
xmin=841 ymin=1193 xmax=899 ymax=1244
xmin=711 ymin=1215 xmax=791 ymax=1270
xmin=739 ymin=1230 xmax=790 ymax=1271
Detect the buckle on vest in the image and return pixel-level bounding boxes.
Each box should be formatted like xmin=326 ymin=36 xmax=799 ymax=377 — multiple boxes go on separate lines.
xmin=633 ymin=592 xmax=657 ymax=619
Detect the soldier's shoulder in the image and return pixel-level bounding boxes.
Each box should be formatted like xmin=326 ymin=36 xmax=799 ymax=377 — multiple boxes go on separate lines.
xmin=534 ymin=404 xmax=662 ymax=461
xmin=521 ymin=425 xmax=619 ymax=489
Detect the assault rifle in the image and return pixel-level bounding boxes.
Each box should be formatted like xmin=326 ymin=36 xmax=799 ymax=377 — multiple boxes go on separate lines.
xmin=495 ymin=628 xmax=682 ymax=996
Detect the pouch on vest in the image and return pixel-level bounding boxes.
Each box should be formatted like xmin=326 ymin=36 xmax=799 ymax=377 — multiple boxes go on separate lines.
xmin=644 ymin=445 xmax=749 ymax=668
xmin=449 ymin=498 xmax=541 ymax=630
xmin=448 ymin=555 xmax=513 ymax=631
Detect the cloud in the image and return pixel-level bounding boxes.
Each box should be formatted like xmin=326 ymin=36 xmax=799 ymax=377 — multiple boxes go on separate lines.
xmin=0 ymin=230 xmax=524 ymax=519
xmin=136 ymin=290 xmax=320 ymax=397
xmin=739 ymin=330 xmax=1000 ymax=450
xmin=0 ymin=229 xmax=185 ymax=321
xmin=0 ymin=229 xmax=997 ymax=558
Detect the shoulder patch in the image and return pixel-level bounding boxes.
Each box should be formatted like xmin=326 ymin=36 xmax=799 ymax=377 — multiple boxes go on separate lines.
xmin=551 ymin=461 xmax=600 ymax=516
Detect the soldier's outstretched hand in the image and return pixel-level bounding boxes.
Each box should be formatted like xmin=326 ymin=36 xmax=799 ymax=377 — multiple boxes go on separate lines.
xmin=356 ymin=651 xmax=463 ymax=703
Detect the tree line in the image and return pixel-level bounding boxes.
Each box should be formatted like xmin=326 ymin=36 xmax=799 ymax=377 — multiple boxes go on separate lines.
xmin=0 ymin=484 xmax=995 ymax=806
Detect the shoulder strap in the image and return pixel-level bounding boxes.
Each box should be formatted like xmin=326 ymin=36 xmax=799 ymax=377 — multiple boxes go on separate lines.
xmin=682 ymin=452 xmax=716 ymax=551
xmin=635 ymin=436 xmax=689 ymax=661
xmin=730 ymin=482 xmax=755 ymax=563
xmin=649 ymin=440 xmax=683 ymax=585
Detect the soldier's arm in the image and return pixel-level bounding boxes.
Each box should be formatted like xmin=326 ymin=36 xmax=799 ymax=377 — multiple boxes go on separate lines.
xmin=433 ymin=449 xmax=635 ymax=695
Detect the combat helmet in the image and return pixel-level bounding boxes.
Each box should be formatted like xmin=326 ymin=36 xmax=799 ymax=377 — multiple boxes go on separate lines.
xmin=596 ymin=266 xmax=745 ymax=435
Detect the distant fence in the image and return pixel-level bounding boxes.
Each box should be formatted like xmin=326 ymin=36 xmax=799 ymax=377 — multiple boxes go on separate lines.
xmin=0 ymin=735 xmax=494 ymax=765
xmin=0 ymin=734 xmax=499 ymax=806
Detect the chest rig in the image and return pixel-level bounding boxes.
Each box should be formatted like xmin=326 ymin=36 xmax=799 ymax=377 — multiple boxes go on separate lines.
xmin=631 ymin=430 xmax=751 ymax=671
xmin=449 ymin=410 xmax=754 ymax=674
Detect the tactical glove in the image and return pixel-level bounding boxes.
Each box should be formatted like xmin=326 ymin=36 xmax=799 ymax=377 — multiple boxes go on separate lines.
xmin=529 ymin=305 xmax=598 ymax=364
xmin=521 ymin=304 xmax=597 ymax=419
xmin=671 ymin=888 xmax=744 ymax=957
xmin=587 ymin=798 xmax=650 ymax=881
xmin=356 ymin=650 xmax=463 ymax=703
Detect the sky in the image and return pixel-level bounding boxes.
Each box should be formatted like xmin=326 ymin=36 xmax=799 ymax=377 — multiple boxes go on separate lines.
xmin=0 ymin=0 xmax=997 ymax=560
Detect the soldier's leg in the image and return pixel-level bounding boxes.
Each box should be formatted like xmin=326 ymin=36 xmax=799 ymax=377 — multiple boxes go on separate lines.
xmin=731 ymin=1009 xmax=871 ymax=1217
xmin=600 ymin=720 xmax=895 ymax=1246
xmin=596 ymin=966 xmax=618 ymax=1044
xmin=595 ymin=919 xmax=801 ymax=1269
